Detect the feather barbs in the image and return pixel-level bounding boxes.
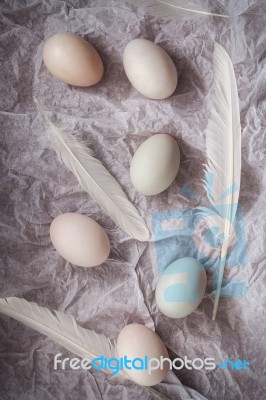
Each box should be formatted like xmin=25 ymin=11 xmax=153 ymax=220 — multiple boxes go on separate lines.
xmin=33 ymin=97 xmax=150 ymax=242
xmin=0 ymin=297 xmax=116 ymax=362
xmin=201 ymin=43 xmax=241 ymax=320
xmin=138 ymin=0 xmax=229 ymax=19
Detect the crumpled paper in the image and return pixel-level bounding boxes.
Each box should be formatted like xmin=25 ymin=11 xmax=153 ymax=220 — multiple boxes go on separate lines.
xmin=0 ymin=1 xmax=265 ymax=399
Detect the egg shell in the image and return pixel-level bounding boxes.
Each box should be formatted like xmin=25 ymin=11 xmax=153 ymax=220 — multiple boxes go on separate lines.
xmin=50 ymin=213 xmax=110 ymax=268
xmin=43 ymin=33 xmax=104 ymax=87
xmin=155 ymin=257 xmax=207 ymax=318
xmin=130 ymin=134 xmax=180 ymax=195
xmin=123 ymin=38 xmax=177 ymax=99
xmin=117 ymin=324 xmax=169 ymax=386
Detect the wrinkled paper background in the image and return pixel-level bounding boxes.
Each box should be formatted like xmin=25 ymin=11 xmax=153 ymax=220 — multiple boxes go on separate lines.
xmin=0 ymin=1 xmax=266 ymax=399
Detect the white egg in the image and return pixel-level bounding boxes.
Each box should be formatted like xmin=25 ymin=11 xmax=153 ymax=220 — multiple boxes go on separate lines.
xmin=50 ymin=213 xmax=110 ymax=268
xmin=156 ymin=257 xmax=207 ymax=318
xmin=123 ymin=38 xmax=178 ymax=99
xmin=130 ymin=134 xmax=180 ymax=195
xmin=43 ymin=33 xmax=104 ymax=87
xmin=117 ymin=324 xmax=169 ymax=386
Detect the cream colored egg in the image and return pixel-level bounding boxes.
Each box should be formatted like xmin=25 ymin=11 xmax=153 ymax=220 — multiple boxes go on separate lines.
xmin=117 ymin=324 xmax=169 ymax=386
xmin=123 ymin=38 xmax=177 ymax=99
xmin=156 ymin=258 xmax=207 ymax=318
xmin=50 ymin=213 xmax=110 ymax=268
xmin=130 ymin=134 xmax=180 ymax=196
xmin=43 ymin=33 xmax=104 ymax=86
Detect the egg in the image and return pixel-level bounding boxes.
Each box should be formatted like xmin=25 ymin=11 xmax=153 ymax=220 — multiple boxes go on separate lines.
xmin=117 ymin=324 xmax=169 ymax=386
xmin=155 ymin=257 xmax=207 ymax=318
xmin=130 ymin=134 xmax=180 ymax=196
xmin=43 ymin=33 xmax=104 ymax=86
xmin=50 ymin=213 xmax=110 ymax=268
xmin=123 ymin=38 xmax=177 ymax=99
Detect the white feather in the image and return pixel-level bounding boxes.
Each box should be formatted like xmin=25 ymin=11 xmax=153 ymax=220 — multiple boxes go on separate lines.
xmin=33 ymin=98 xmax=149 ymax=242
xmin=200 ymin=43 xmax=241 ymax=320
xmin=137 ymin=0 xmax=229 ymax=19
xmin=0 ymin=297 xmax=170 ymax=399
xmin=0 ymin=297 xmax=116 ymax=365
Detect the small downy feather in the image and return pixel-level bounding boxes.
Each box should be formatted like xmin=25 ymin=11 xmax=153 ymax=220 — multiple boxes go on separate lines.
xmin=137 ymin=0 xmax=229 ymax=19
xmin=199 ymin=42 xmax=241 ymax=320
xmin=33 ymin=98 xmax=149 ymax=242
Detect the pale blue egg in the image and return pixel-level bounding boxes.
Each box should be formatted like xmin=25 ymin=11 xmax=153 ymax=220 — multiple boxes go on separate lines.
xmin=155 ymin=257 xmax=206 ymax=318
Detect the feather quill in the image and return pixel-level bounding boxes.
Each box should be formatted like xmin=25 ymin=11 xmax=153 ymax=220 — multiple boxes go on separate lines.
xmin=33 ymin=98 xmax=149 ymax=242
xmin=199 ymin=43 xmax=241 ymax=320
xmin=0 ymin=297 xmax=169 ymax=399
xmin=137 ymin=0 xmax=229 ymax=19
